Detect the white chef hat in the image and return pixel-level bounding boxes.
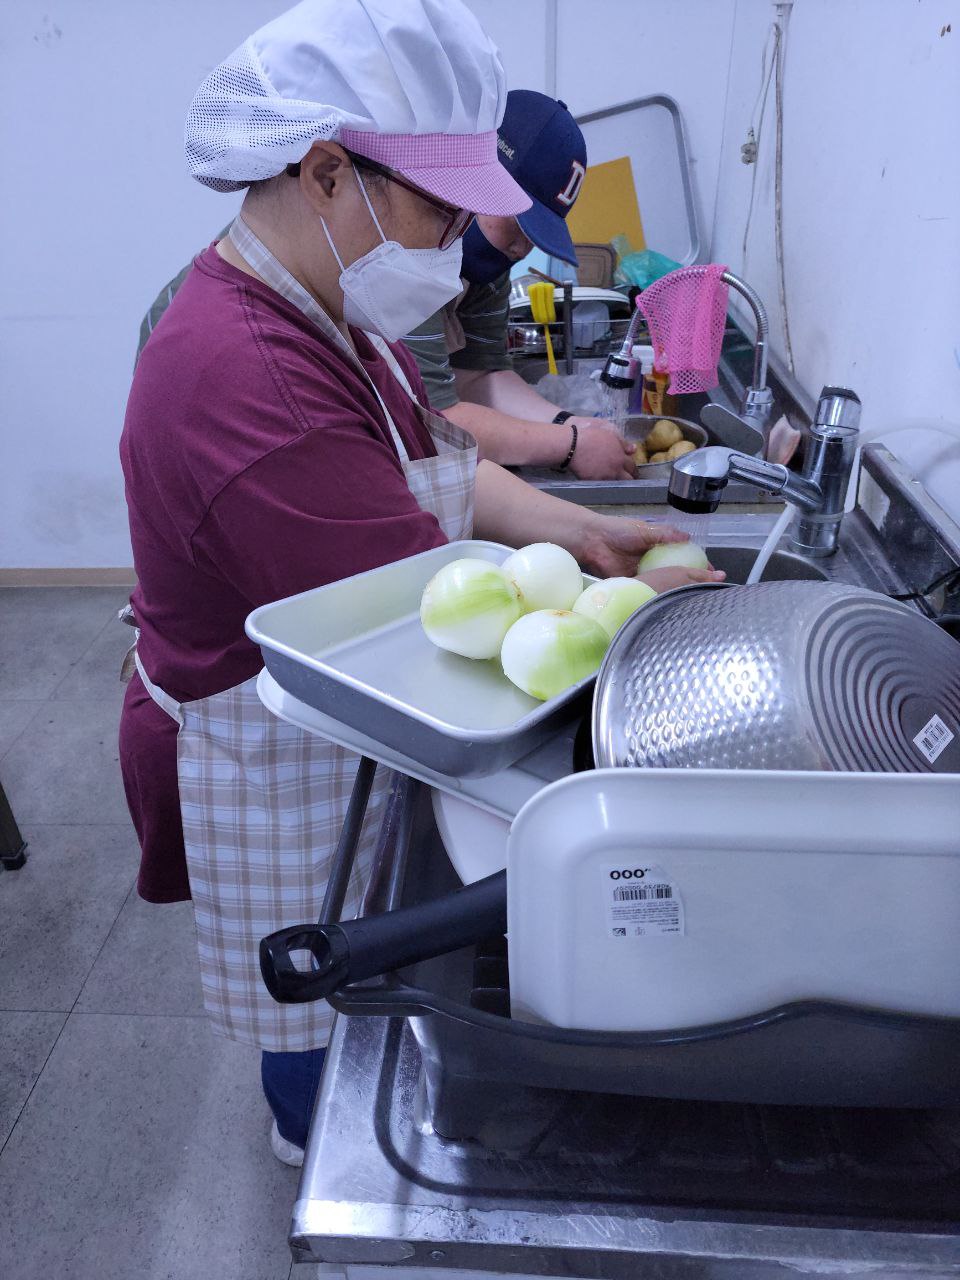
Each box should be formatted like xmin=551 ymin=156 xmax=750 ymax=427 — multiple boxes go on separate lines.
xmin=184 ymin=0 xmax=531 ymax=217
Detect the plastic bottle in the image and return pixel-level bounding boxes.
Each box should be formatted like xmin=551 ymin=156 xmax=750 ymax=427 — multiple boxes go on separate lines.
xmin=632 ymin=343 xmax=678 ymax=419
xmin=630 ymin=344 xmax=655 ymax=415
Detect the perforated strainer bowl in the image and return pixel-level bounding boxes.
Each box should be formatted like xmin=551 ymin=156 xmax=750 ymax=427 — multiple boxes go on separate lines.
xmin=592 ymin=581 xmax=960 ymax=774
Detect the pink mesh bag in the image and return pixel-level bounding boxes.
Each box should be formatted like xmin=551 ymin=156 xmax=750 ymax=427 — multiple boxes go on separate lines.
xmin=636 ymin=264 xmax=729 ymax=395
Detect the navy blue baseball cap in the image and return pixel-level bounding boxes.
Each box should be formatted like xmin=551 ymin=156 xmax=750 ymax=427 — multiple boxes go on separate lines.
xmin=496 ymin=90 xmax=587 ymax=267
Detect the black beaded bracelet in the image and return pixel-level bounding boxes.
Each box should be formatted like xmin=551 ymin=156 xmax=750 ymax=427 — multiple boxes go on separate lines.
xmin=552 ymin=410 xmax=574 ymax=425
xmin=557 ymin=423 xmax=579 ymax=471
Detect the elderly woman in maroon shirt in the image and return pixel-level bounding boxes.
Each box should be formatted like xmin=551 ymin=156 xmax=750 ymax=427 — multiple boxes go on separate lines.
xmin=119 ymin=0 xmax=723 ymax=1166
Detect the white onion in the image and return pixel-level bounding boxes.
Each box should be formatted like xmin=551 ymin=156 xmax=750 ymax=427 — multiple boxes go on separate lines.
xmin=420 ymin=559 xmax=521 ymax=659
xmin=500 ymin=543 xmax=583 ymax=613
xmin=572 ymin=577 xmax=657 ymax=638
xmin=637 ymin=541 xmax=709 ymax=573
xmin=500 ymin=610 xmax=609 ymax=701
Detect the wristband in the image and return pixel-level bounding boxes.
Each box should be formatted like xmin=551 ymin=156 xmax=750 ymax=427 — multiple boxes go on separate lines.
xmin=552 ymin=410 xmax=574 ymax=425
xmin=557 ymin=423 xmax=579 ymax=471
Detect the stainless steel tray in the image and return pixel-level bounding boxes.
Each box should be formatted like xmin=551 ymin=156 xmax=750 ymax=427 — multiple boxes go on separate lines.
xmin=246 ymin=541 xmax=598 ymax=778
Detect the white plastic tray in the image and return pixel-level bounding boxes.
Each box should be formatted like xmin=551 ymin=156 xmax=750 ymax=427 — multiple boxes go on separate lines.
xmin=507 ymin=768 xmax=960 ymax=1030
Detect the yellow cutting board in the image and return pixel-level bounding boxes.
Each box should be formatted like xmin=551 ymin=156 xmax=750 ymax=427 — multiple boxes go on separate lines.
xmin=565 ymin=155 xmax=646 ymax=255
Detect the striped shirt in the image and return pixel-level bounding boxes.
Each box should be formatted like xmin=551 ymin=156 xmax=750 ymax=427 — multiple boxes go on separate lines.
xmin=137 ymin=243 xmax=513 ymax=410
xmin=401 ymin=272 xmax=514 ymax=410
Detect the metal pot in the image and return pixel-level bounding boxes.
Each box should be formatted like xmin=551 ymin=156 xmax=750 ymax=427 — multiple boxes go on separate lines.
xmin=626 ymin=415 xmax=709 ymax=476
xmin=592 ymin=581 xmax=960 ymax=773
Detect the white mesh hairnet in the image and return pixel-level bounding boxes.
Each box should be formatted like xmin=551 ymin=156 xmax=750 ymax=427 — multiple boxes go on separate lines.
xmin=185 ymin=0 xmax=508 ymax=192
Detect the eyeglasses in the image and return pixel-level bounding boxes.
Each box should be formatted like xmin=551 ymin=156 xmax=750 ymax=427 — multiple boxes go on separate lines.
xmin=345 ymin=152 xmax=475 ymax=251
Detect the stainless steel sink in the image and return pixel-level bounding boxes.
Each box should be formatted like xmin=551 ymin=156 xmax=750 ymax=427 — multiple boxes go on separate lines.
xmin=706 ymin=544 xmax=829 ymax=583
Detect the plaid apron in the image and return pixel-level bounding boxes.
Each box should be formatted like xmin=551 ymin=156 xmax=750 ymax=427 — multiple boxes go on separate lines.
xmin=134 ymin=219 xmax=476 ymax=1050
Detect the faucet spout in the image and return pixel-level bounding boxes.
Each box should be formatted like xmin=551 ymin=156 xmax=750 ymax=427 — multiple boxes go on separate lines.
xmin=720 ymin=271 xmax=769 ymax=394
xmin=598 ymin=302 xmax=646 ymax=389
xmin=669 ymin=386 xmax=862 ymax=559
xmin=667 ymin=446 xmax=822 ymax=515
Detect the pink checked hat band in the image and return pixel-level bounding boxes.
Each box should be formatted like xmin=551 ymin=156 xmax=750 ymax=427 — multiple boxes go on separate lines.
xmin=340 ymin=128 xmax=496 ymax=168
xmin=339 ymin=127 xmax=531 ymax=218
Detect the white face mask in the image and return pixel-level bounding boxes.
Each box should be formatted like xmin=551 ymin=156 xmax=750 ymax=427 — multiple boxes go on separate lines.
xmin=320 ymin=169 xmax=464 ymax=343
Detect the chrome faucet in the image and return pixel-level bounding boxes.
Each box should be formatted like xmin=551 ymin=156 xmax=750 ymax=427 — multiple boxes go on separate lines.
xmin=700 ymin=270 xmax=773 ymax=457
xmin=668 ymin=387 xmax=862 ymax=558
xmin=598 ymin=300 xmax=646 ymax=390
xmin=598 ymin=268 xmax=774 ymax=457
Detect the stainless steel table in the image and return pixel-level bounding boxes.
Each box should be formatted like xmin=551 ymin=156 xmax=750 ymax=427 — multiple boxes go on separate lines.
xmin=293 ymin=952 xmax=960 ymax=1277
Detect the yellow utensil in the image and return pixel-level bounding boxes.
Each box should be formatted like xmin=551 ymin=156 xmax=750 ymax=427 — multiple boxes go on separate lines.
xmin=528 ymin=281 xmax=558 ymax=376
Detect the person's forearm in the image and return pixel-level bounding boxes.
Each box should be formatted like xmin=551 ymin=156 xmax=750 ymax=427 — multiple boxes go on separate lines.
xmin=454 ymin=368 xmax=558 ymax=422
xmin=473 ymin=460 xmax=716 ymax=583
xmin=473 ymin=459 xmax=600 ymax=561
xmin=443 ymin=399 xmax=575 ymax=469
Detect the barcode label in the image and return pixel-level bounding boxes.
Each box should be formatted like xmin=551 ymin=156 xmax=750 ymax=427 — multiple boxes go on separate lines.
xmin=913 ymin=714 xmax=954 ymax=764
xmin=604 ymin=865 xmax=684 ymax=938
xmin=614 ymin=884 xmax=673 ymax=901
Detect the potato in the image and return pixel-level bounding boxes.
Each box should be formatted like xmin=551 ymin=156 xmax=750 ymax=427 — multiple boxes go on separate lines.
xmin=645 ymin=418 xmax=683 ymax=452
xmin=649 ymin=450 xmax=670 ymax=463
xmin=633 ymin=442 xmax=648 ymax=467
xmin=666 ymin=439 xmax=697 ymax=460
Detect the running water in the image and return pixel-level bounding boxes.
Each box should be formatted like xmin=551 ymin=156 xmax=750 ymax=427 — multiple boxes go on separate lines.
xmin=668 ymin=511 xmax=714 ymax=547
xmin=598 ymin=383 xmax=631 ymax=435
xmin=745 ymin=503 xmax=796 ymax=585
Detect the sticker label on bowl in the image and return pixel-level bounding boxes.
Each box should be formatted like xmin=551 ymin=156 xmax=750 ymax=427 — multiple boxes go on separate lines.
xmin=913 ymin=714 xmax=955 ymax=764
xmin=603 ymin=864 xmax=684 ymax=938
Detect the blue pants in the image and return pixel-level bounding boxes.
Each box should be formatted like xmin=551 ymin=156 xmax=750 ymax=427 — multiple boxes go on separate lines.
xmin=261 ymin=1048 xmax=327 ymax=1150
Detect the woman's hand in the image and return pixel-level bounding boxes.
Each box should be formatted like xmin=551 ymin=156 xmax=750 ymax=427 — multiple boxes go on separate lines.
xmin=567 ymin=421 xmax=637 ymax=481
xmin=472 ymin=463 xmax=726 ymax=587
xmin=579 ymin=515 xmax=727 ymax=583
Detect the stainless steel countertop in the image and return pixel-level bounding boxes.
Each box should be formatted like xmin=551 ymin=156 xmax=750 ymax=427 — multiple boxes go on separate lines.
xmin=516 ymin=469 xmax=773 ymax=506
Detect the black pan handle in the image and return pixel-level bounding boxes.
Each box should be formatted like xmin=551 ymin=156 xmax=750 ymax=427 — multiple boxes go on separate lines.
xmin=260 ymin=869 xmax=507 ymax=1004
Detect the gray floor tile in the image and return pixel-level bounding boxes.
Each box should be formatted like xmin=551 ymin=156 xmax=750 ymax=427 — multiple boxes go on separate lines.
xmin=0 ymin=588 xmax=129 ymax=700
xmin=0 ymin=1013 xmax=296 ymax=1280
xmin=51 ymin=609 xmax=134 ymax=702
xmin=0 ymin=825 xmax=138 ymax=1011
xmin=0 ymin=697 xmax=129 ymax=824
xmin=78 ymin=896 xmax=204 ymax=1017
xmin=0 ymin=1011 xmax=66 ymax=1145
xmin=0 ymin=700 xmax=45 ymax=760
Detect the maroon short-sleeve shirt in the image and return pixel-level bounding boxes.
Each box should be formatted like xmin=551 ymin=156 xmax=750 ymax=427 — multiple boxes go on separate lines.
xmin=119 ymin=245 xmax=447 ymax=901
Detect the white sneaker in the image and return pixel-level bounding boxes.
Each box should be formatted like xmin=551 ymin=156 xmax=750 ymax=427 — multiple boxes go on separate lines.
xmin=270 ymin=1119 xmax=304 ymax=1168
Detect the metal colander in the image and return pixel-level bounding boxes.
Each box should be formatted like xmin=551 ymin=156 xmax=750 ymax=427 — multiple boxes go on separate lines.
xmin=592 ymin=581 xmax=960 ymax=774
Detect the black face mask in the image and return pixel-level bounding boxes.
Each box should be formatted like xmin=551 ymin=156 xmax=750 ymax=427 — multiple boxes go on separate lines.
xmin=460 ymin=220 xmax=515 ymax=286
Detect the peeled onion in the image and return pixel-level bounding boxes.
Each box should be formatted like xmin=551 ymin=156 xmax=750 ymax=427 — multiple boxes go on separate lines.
xmin=420 ymin=559 xmax=521 ymax=659
xmin=572 ymin=577 xmax=657 ymax=639
xmin=500 ymin=543 xmax=583 ymax=613
xmin=500 ymin=610 xmax=609 ymax=701
xmin=637 ymin=541 xmax=709 ymax=573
